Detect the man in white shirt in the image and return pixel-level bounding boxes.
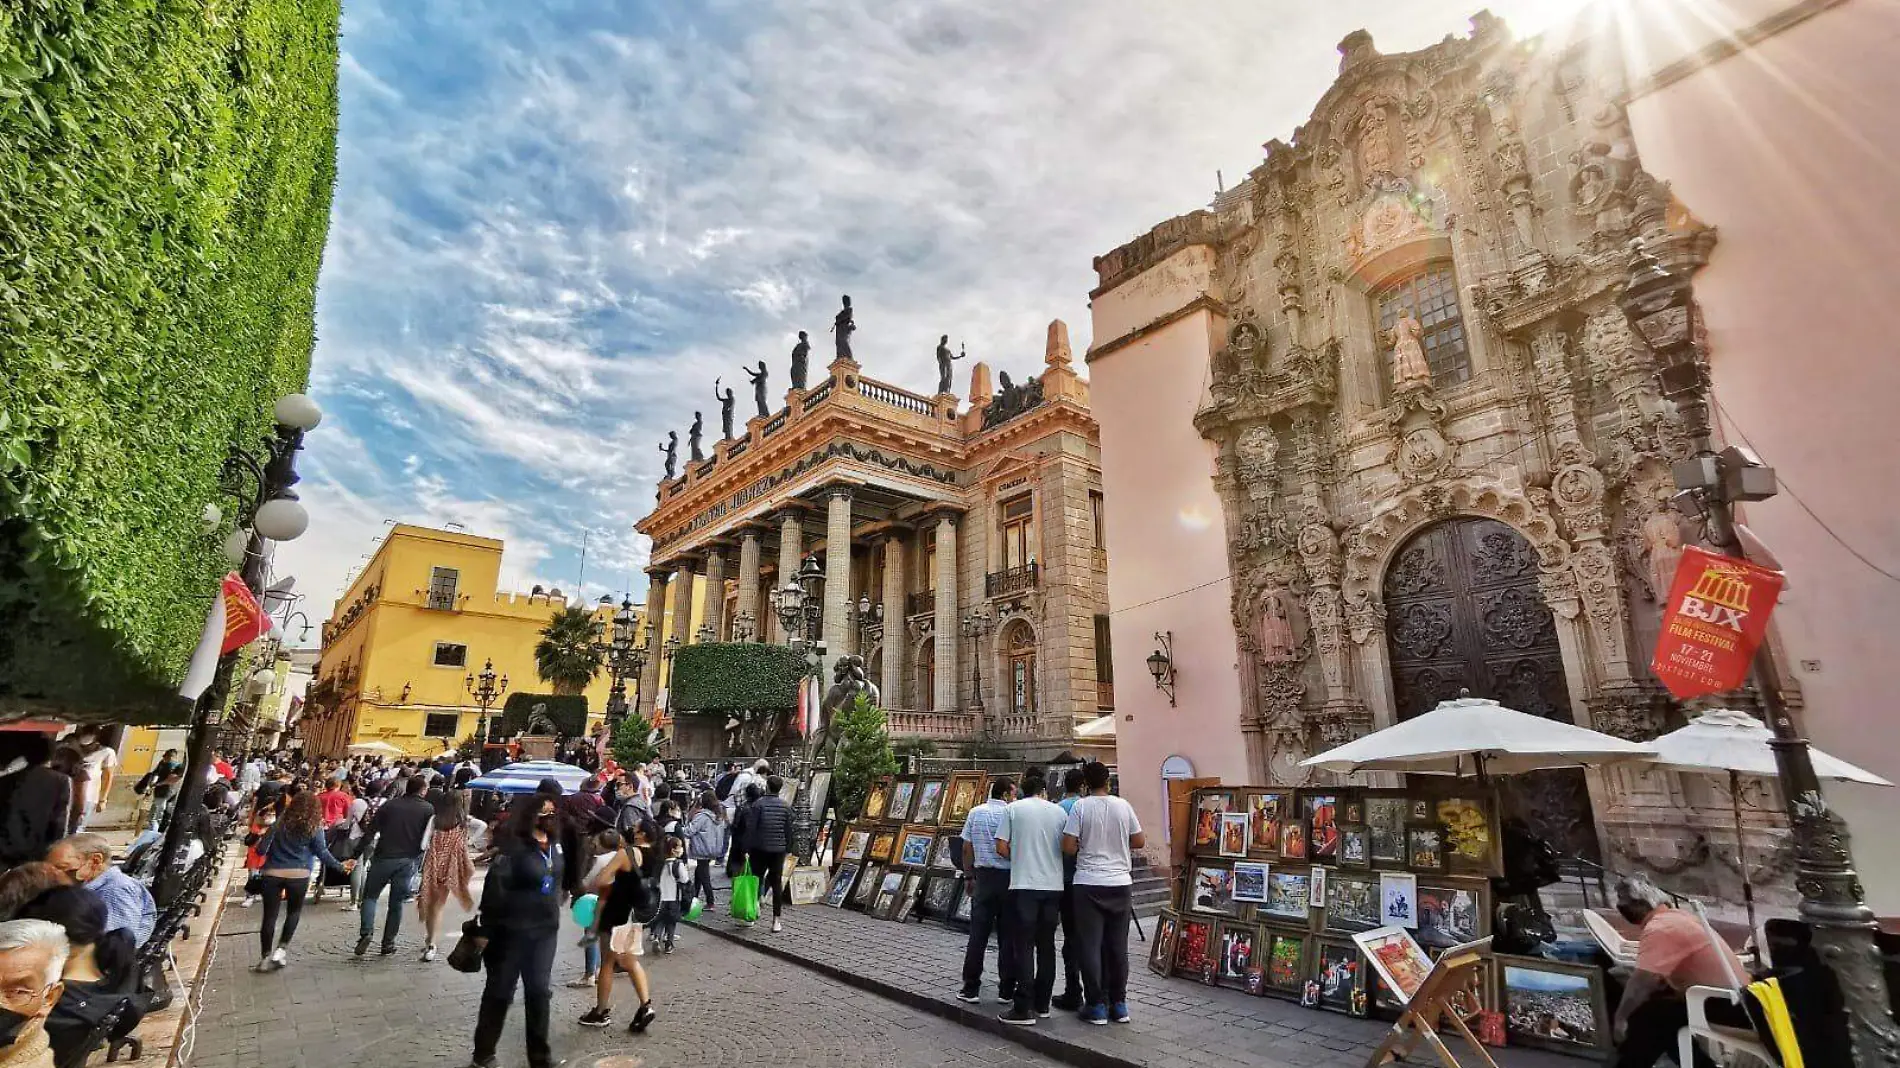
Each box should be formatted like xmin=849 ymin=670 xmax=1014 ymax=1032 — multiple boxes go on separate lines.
xmin=64 ymin=728 xmax=117 ymax=831
xmin=1062 ymin=760 xmax=1143 ymax=1025
xmin=993 ymin=769 xmax=1070 ymax=1026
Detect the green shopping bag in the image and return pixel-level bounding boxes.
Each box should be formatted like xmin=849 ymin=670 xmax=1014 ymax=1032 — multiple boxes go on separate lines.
xmin=729 ymin=860 xmax=760 ymax=923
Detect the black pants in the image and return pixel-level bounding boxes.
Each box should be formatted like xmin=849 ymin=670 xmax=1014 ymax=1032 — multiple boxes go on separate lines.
xmin=257 ymin=875 xmax=309 ymax=957
xmin=691 ymin=858 xmax=718 ymax=908
xmin=654 ymin=900 xmax=682 ymax=946
xmin=750 ymin=851 xmax=786 ymax=918
xmin=472 ymin=926 xmax=558 ymax=1068
xmin=1058 ymin=856 xmax=1080 ymax=997
xmin=1074 ymin=884 xmax=1133 ymax=1007
xmin=1614 ymin=994 xmax=1745 ymax=1068
xmin=1010 ymin=889 xmax=1062 ymax=1013
xmin=961 ymin=868 xmax=1015 ymax=995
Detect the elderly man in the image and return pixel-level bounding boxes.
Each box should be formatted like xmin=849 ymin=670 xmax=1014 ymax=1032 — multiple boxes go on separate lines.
xmin=1609 ymin=875 xmax=1749 ymax=1068
xmin=0 ymin=919 xmax=67 ymax=1068
xmin=44 ymin=835 xmax=154 ymax=948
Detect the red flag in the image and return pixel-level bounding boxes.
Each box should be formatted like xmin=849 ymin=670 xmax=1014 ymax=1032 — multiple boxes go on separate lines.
xmin=1650 ymin=546 xmax=1785 ymax=699
xmin=218 ymin=572 xmax=270 ymax=655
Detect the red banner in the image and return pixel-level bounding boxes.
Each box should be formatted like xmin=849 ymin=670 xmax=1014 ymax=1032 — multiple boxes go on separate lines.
xmin=217 ymin=572 xmax=270 ymax=655
xmin=1650 ymin=546 xmax=1785 ymax=699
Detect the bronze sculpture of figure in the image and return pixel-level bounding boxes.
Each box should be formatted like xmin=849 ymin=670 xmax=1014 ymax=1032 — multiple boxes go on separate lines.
xmin=714 ymin=378 xmax=736 ymax=440
xmin=812 ymin=654 xmax=880 ymax=765
xmin=658 ymin=431 xmax=678 ymax=480
xmin=790 ymin=331 xmax=810 ymax=390
xmin=936 ymin=334 xmax=964 ymax=395
xmin=745 ymin=360 xmax=769 ymax=419
xmin=831 ymin=295 xmax=855 ymax=360
xmin=688 ymin=411 xmax=705 ymax=462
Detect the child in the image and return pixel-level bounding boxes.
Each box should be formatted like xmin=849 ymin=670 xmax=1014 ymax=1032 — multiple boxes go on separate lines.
xmin=238 ymin=807 xmax=277 ymax=908
xmin=652 ymin=836 xmax=691 ymax=953
xmin=568 ymin=830 xmax=623 ymax=988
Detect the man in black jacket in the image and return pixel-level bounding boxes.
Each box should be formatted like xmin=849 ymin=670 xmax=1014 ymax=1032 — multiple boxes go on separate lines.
xmin=356 ymin=775 xmax=435 ymax=958
xmin=737 ymin=776 xmax=793 ymax=932
xmin=0 ymin=735 xmax=72 ymax=871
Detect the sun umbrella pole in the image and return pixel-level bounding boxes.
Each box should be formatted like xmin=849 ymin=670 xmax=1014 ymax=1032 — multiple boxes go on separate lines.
xmin=1730 ymin=769 xmax=1757 ymax=941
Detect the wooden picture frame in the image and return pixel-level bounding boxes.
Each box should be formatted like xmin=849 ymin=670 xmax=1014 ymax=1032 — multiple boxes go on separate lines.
xmin=1415 ymin=882 xmax=1488 ymax=951
xmin=1433 ymin=795 xmax=1499 ymax=877
xmin=1313 ymin=938 xmax=1367 ymax=1014
xmin=926 ymin=834 xmax=958 ymax=871
xmin=1279 ymin=817 xmax=1309 ymax=861
xmin=1186 ymin=860 xmax=1237 ymax=917
xmin=895 ymin=823 xmax=936 ymax=869
xmin=1300 ymin=790 xmax=1342 ymax=862
xmin=1264 ymin=929 xmax=1309 ymax=994
xmin=886 ymin=778 xmax=919 ymax=823
xmin=849 ymin=862 xmax=884 ymax=910
xmin=839 ymin=824 xmax=871 ymax=863
xmin=1217 ymin=811 xmax=1251 ymax=858
xmin=1213 ymin=920 xmax=1261 ymax=992
xmin=864 ymin=777 xmax=894 ymax=821
xmin=913 ymin=778 xmax=947 ymax=824
xmin=949 ymin=880 xmax=974 ymax=926
xmin=1149 ymin=910 xmax=1180 ymax=976
xmin=1405 ymin=823 xmax=1449 ymax=873
xmin=1189 ymin=788 xmax=1236 ymax=855
xmin=1174 ymin=916 xmax=1216 ymax=980
xmin=1353 ymin=926 xmax=1434 ymax=1005
xmin=1379 ymin=871 xmax=1420 ymax=929
xmin=870 ymin=867 xmax=908 ymax=918
xmin=1242 ymin=788 xmax=1291 ymax=858
xmin=1337 ymin=822 xmax=1371 ymax=870
xmin=1263 ymin=868 xmax=1311 ymax=922
xmin=824 ymin=862 xmax=861 ymax=907
xmin=1495 ymin=953 xmax=1611 ymax=1055
xmin=1364 ymin=791 xmax=1411 ymax=870
xmin=868 ymin=827 xmax=898 ymax=863
xmin=788 ymin=866 xmax=828 ymax=905
xmin=1323 ymin=871 xmax=1380 ymax=934
xmin=918 ymin=873 xmax=962 ymax=920
xmin=942 ymin=772 xmax=985 ymax=828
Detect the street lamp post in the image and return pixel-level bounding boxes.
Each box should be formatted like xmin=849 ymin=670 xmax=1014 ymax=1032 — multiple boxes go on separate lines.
xmin=771 ymin=554 xmax=828 ymax=860
xmin=465 ymin=658 xmax=508 ymax=754
xmin=154 ymin=393 xmax=324 ymax=903
xmin=731 ymin=610 xmax=757 ymax=643
xmin=1621 ymin=239 xmax=1898 ymax=1059
xmin=847 ymin=593 xmax=882 ymax=657
xmin=960 ymin=606 xmax=993 ymax=722
xmin=596 ymin=597 xmax=648 ymax=725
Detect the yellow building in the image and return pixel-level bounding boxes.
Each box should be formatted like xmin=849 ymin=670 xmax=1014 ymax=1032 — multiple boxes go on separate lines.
xmin=299 ymin=524 xmax=653 ymax=758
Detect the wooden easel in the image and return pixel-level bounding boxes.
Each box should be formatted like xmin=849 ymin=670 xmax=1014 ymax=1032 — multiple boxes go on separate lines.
xmin=1365 ymin=942 xmax=1499 ymax=1068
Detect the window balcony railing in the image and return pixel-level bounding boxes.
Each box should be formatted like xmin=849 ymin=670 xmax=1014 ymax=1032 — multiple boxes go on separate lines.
xmin=906 ymin=591 xmax=936 ymax=617
xmin=985 ymin=563 xmax=1039 ymax=598
xmin=884 ymin=709 xmax=980 ymax=739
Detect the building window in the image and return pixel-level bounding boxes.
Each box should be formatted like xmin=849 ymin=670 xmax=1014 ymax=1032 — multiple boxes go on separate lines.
xmin=1004 ymin=620 xmax=1037 ymax=716
xmin=426 ymin=566 xmax=460 ymax=610
xmin=423 ymin=712 xmax=461 ymax=739
xmin=1000 ymin=494 xmax=1034 ymax=571
xmin=916 ymin=641 xmax=935 ymax=710
xmin=432 ymin=642 xmax=468 ymax=668
xmin=1089 ymin=491 xmax=1106 ymax=550
xmin=1095 ymin=614 xmax=1115 ymax=710
xmin=1377 ymin=262 xmax=1470 ymax=391
xmin=921 ymin=528 xmax=937 ymax=593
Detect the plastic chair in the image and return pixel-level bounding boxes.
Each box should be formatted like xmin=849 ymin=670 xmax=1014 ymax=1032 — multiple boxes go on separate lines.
xmin=1677 ymin=901 xmax=1775 ymax=1067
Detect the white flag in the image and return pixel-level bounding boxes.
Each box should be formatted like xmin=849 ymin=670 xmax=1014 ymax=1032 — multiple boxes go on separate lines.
xmin=177 ymin=594 xmax=226 ymax=701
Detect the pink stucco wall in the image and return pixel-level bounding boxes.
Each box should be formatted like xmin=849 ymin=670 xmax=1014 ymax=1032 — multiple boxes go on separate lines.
xmin=1089 ymin=246 xmax=1249 ymax=850
xmin=1626 ymin=0 xmax=1900 ymax=910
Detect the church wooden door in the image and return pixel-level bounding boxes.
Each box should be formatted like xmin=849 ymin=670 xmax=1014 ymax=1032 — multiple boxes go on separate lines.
xmin=1382 ymin=517 xmax=1601 ymax=863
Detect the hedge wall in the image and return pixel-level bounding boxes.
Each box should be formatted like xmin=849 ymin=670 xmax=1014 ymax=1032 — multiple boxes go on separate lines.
xmin=669 ymin=643 xmax=805 ymax=713
xmin=0 ymin=0 xmax=342 ymax=717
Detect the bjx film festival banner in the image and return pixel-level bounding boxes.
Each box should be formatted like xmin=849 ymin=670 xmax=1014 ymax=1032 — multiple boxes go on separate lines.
xmin=1650 ymin=546 xmax=1785 ymax=699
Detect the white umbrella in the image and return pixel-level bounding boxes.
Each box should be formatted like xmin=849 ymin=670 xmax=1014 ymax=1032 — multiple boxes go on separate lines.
xmin=1302 ymin=696 xmax=1655 ymax=778
xmin=1640 ymin=709 xmax=1893 ymax=935
xmin=346 ymin=740 xmax=406 ymax=756
xmin=1075 ymin=714 xmax=1117 ymax=739
xmin=468 ymin=759 xmax=592 ymax=795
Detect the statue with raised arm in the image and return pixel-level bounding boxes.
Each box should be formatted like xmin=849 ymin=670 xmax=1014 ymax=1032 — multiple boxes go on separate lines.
xmin=688 ymin=411 xmax=705 ymax=462
xmin=658 ymin=431 xmax=678 ymax=480
xmin=714 ymin=378 xmax=736 ymax=440
xmin=790 ymin=331 xmax=811 ymax=390
xmin=936 ymin=334 xmax=959 ymax=395
xmin=831 ymin=295 xmax=855 ymax=360
xmin=813 ymin=654 xmax=880 ymax=764
xmin=745 ymin=360 xmax=769 ymax=419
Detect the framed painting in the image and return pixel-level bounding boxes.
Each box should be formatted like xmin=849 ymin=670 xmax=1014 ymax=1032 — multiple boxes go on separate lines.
xmin=870 ymin=868 xmax=908 ymax=918
xmin=942 ymin=772 xmax=986 ymax=828
xmin=950 ymin=881 xmax=974 ymax=925
xmin=1416 ymin=884 xmax=1485 ymax=950
xmin=868 ymin=828 xmax=898 ymax=864
xmin=1353 ymin=926 xmax=1433 ymax=1005
xmin=1187 ymin=862 xmax=1236 ymax=917
xmin=1313 ymin=939 xmax=1365 ymax=1014
xmin=919 ymin=873 xmax=962 ymax=920
xmin=1280 ymin=817 xmax=1309 ymax=861
xmin=864 ymin=778 xmax=893 ymax=821
xmin=1379 ymin=872 xmax=1419 ymax=929
xmin=1496 ymin=954 xmax=1610 ymax=1055
xmin=1218 ymin=811 xmax=1251 ymax=858
xmin=913 ymin=778 xmax=947 ymax=824
xmin=1338 ymin=823 xmax=1371 ymax=870
xmin=1323 ymin=872 xmax=1380 ymax=934
xmin=1265 ymin=930 xmax=1309 ymax=994
xmin=1301 ymin=791 xmax=1341 ymax=862
xmin=927 ymin=834 xmax=959 ymax=871
xmin=1263 ymin=870 xmax=1311 ymax=922
xmin=1244 ymin=789 xmax=1290 ymax=858
xmin=1434 ymin=796 xmax=1497 ymax=876
xmin=896 ymin=824 xmax=936 ymax=868
xmin=824 ymin=862 xmax=860 ymax=908
xmin=1190 ymin=789 xmax=1236 ymax=855
xmin=1148 ymin=911 xmax=1180 ymax=977
xmin=893 ymin=872 xmax=925 ymax=922
xmin=887 ymin=779 xmax=918 ymax=823
xmin=850 ymin=862 xmax=884 ymax=911
xmin=788 ymin=866 xmax=828 ymax=905
xmin=804 ymin=770 xmax=833 ymax=829
xmin=1232 ymin=861 xmax=1269 ymax=904
xmin=1365 ymin=792 xmax=1410 ymax=869
xmin=1214 ymin=921 xmax=1261 ymax=992
xmin=1174 ymin=917 xmax=1216 ymax=980
xmin=840 ymin=825 xmax=871 ymax=863
xmin=1406 ymin=824 xmax=1449 ymax=873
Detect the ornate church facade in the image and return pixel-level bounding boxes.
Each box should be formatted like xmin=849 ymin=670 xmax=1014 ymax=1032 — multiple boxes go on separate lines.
xmin=1089 ymin=14 xmax=1788 ymax=915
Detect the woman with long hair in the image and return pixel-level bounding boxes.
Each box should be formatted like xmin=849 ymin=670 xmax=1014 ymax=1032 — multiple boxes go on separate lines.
xmin=417 ymin=784 xmax=476 ymax=962
xmin=248 ymin=791 xmax=352 ymax=971
xmin=682 ymin=790 xmax=728 ymax=910
xmin=577 ymin=812 xmax=659 ymax=1033
xmin=468 ymin=794 xmax=564 ymax=1068
xmin=19 ymin=885 xmax=140 ymax=1064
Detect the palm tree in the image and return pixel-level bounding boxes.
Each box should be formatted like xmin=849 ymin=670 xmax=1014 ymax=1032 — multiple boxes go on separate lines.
xmin=535 ymin=606 xmax=602 ymax=696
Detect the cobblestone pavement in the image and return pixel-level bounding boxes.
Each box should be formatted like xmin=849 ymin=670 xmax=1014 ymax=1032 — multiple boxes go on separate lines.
xmin=693 ymin=900 xmax=1578 ymax=1068
xmin=194 ymin=881 xmax=1066 ymax=1068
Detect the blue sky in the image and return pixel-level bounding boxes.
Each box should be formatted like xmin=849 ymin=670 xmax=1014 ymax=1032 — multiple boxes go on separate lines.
xmin=277 ymin=0 xmax=1568 ymax=626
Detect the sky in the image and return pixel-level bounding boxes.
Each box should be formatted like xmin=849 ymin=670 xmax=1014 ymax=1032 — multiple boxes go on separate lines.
xmin=275 ymin=0 xmax=1582 ymax=633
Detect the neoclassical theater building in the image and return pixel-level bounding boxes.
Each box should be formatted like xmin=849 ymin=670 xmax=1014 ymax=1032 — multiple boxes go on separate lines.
xmin=633 ymin=323 xmax=1113 ymax=761
xmin=1090 ymin=14 xmax=1788 ymax=915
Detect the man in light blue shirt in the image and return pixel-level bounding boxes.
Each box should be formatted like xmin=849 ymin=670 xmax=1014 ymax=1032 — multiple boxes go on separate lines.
xmin=48 ymin=833 xmax=156 ymax=947
xmin=957 ymin=778 xmax=1016 ymax=1003
xmin=994 ymin=770 xmax=1069 ymax=1025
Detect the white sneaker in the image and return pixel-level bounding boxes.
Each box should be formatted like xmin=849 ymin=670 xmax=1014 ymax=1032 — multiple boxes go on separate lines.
xmin=239 ymin=896 xmax=257 ymax=909
xmin=771 ymin=919 xmax=782 ymax=933
xmin=267 ymin=947 xmax=288 ymax=970
xmin=420 ymin=945 xmax=438 ymax=963
xmin=340 ymin=902 xmax=358 ymax=912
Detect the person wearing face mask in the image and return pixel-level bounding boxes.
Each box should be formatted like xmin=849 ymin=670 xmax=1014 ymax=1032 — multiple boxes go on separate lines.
xmin=467 ymin=795 xmax=565 ymax=1068
xmin=0 ymin=918 xmax=67 ymax=1068
xmin=42 ymin=835 xmax=153 ymax=949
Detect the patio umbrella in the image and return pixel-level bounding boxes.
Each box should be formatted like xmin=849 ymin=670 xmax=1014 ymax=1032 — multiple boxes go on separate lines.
xmin=346 ymin=740 xmax=406 ymax=757
xmin=1301 ymin=696 xmax=1655 ymax=778
xmin=468 ymin=759 xmax=592 ymax=795
xmin=1641 ymin=709 xmax=1892 ymax=935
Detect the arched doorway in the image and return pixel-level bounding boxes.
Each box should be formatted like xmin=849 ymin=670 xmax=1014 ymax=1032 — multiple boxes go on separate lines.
xmin=1003 ymin=620 xmax=1037 ymax=717
xmin=915 ymin=641 xmax=935 ymax=711
xmin=1382 ymin=517 xmax=1600 ymax=862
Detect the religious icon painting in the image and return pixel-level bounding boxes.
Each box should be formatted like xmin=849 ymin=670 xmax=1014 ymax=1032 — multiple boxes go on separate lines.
xmin=1215 ymin=922 xmax=1260 ymax=991
xmin=1435 ymin=797 xmax=1495 ymax=875
xmin=926 ymin=834 xmax=958 ymax=871
xmin=864 ymin=778 xmax=892 ymax=821
xmin=1342 ymin=798 xmax=1365 ymax=825
xmin=1174 ymin=917 xmax=1215 ymax=978
xmin=1191 ymin=790 xmax=1235 ymax=855
xmin=1379 ymin=872 xmax=1420 ymax=929
xmin=1302 ymin=792 xmax=1340 ymax=861
xmin=913 ymin=779 xmax=947 ymax=824
xmin=1323 ymin=873 xmax=1380 ymax=934
xmin=1266 ymin=931 xmax=1308 ymax=993
xmin=824 ymin=862 xmax=860 ymax=908
xmin=1405 ymin=824 xmax=1448 ymax=873
xmin=1231 ymin=861 xmax=1269 ymax=904
xmin=850 ymin=863 xmax=883 ymax=910
xmin=1365 ymin=795 xmax=1408 ymax=868
xmin=1149 ymin=911 xmax=1180 ymax=977
xmin=887 ymin=780 xmax=918 ymax=823
xmin=1280 ymin=817 xmax=1308 ymax=861
xmin=1246 ymin=789 xmax=1290 ymax=857
xmin=943 ymin=772 xmax=985 ymax=827
xmin=919 ymin=874 xmax=961 ymax=920
xmin=840 ymin=825 xmax=871 ymax=863
xmin=1338 ymin=823 xmax=1370 ymax=869
xmin=1415 ymin=885 xmax=1484 ymax=950
xmin=896 ymin=824 xmax=935 ymax=868
xmin=1263 ymin=870 xmax=1311 ymax=921
xmin=1314 ymin=940 xmax=1364 ymax=1013
xmin=1188 ymin=862 xmax=1236 ymax=917
xmin=1218 ymin=811 xmax=1250 ymax=858
xmin=868 ymin=828 xmax=898 ymax=863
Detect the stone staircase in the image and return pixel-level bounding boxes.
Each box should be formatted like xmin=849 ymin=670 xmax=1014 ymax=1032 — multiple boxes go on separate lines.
xmin=1130 ymin=858 xmax=1172 ymax=919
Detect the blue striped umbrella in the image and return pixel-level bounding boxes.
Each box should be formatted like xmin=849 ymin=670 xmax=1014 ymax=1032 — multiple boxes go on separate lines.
xmin=468 ymin=760 xmax=591 ymax=795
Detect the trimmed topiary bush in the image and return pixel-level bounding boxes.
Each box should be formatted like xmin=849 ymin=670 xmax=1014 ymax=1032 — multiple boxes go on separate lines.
xmin=0 ymin=0 xmax=342 ymax=717
xmin=668 ymin=643 xmax=805 ymax=713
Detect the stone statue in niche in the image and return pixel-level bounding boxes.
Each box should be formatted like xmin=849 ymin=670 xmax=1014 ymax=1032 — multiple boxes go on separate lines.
xmin=1255 ymin=588 xmax=1300 ymax=664
xmin=789 ymin=331 xmax=810 ymax=390
xmin=745 ymin=360 xmax=770 ymax=419
xmin=1358 ymin=104 xmax=1394 ymax=180
xmin=714 ymin=378 xmax=736 ymax=440
xmin=831 ymin=295 xmax=856 ymax=360
xmin=658 ymin=431 xmax=678 ymax=481
xmin=1643 ymin=496 xmax=1686 ymax=600
xmin=1235 ymin=424 xmax=1279 ymax=489
xmin=688 ymin=411 xmax=705 ymax=462
xmin=1390 ymin=307 xmax=1432 ymax=388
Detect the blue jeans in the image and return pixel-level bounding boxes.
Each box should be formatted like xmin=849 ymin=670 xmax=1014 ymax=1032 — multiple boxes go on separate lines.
xmin=358 ymin=855 xmax=420 ymax=946
xmin=579 ymin=931 xmax=600 ymax=977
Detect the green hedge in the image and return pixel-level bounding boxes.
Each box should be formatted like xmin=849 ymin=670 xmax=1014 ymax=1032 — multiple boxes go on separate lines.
xmin=0 ymin=0 xmax=342 ymax=717
xmin=500 ymin=693 xmax=590 ymax=739
xmin=669 ymin=643 xmax=805 ymax=713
